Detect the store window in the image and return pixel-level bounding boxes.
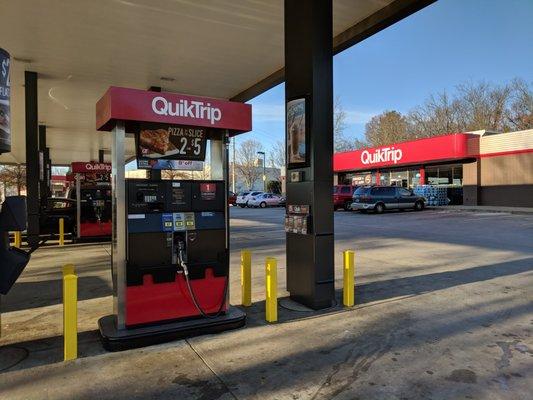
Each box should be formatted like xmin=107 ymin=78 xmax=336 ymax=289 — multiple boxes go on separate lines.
xmin=453 ymin=165 xmax=463 ymax=185
xmin=379 ymin=172 xmax=390 ymax=186
xmin=390 ymin=170 xmax=408 ymax=187
xmin=425 ymin=164 xmax=463 ymax=186
xmin=408 ymin=169 xmax=421 ymax=188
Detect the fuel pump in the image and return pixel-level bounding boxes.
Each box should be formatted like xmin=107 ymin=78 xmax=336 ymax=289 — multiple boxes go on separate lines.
xmin=68 ymin=162 xmax=112 ymax=241
xmin=124 ymin=179 xmax=229 ymax=326
xmin=95 ymin=87 xmax=252 ymax=350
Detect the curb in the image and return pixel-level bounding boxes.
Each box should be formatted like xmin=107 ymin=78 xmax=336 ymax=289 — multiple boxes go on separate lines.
xmin=428 ymin=206 xmax=533 ymax=216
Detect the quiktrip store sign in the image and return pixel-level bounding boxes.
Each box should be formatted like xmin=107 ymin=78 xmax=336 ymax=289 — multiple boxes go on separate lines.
xmin=334 ymin=134 xmax=477 ymax=172
xmin=0 ymin=48 xmax=10 ymax=154
xmin=71 ymin=162 xmax=112 ymax=174
xmin=361 ymin=146 xmax=403 ymax=165
xmin=96 ymin=87 xmax=252 ymax=133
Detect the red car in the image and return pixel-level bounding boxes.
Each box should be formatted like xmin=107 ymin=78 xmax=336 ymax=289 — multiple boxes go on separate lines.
xmin=333 ymin=185 xmax=358 ymax=211
xmin=228 ymin=191 xmax=237 ymax=206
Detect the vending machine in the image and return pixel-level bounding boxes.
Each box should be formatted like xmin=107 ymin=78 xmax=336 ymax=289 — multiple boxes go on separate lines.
xmin=95 ymin=87 xmax=252 ymax=350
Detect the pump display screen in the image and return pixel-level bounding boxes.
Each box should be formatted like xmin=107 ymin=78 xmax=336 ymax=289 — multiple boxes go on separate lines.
xmin=136 ymin=122 xmax=207 ymax=168
xmin=127 ymin=181 xmax=166 ymax=213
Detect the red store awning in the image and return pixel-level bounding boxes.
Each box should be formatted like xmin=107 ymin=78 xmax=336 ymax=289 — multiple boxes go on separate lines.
xmin=334 ymin=133 xmax=479 ymax=172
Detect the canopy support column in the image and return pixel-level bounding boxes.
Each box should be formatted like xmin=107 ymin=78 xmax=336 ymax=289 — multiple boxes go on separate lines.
xmin=285 ymin=0 xmax=334 ymax=309
xmin=24 ymin=71 xmax=40 ymax=247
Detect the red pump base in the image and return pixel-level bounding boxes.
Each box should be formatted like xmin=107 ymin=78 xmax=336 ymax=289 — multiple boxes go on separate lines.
xmin=125 ymin=270 xmax=226 ymax=327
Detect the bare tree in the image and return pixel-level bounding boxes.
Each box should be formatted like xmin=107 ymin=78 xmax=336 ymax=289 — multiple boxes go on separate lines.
xmin=366 ymin=79 xmax=533 ymax=147
xmin=161 ymin=163 xmax=211 ymax=180
xmin=506 ymin=78 xmax=533 ymax=131
xmin=268 ymin=140 xmax=285 ymax=169
xmin=236 ymin=139 xmax=263 ymax=190
xmin=454 ymin=81 xmax=512 ymax=132
xmin=162 ymin=169 xmax=191 ymax=180
xmin=193 ymin=164 xmax=211 ymax=180
xmin=409 ymin=91 xmax=462 ymax=138
xmin=363 ymin=111 xmax=410 ymax=147
xmin=0 ymin=164 xmax=26 ymax=195
xmin=334 ymin=97 xmax=358 ymax=152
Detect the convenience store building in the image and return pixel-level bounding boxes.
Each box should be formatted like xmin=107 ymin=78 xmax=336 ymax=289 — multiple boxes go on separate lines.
xmin=333 ymin=129 xmax=533 ymax=207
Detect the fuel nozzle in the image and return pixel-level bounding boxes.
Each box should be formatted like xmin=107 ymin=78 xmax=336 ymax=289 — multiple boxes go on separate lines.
xmin=176 ymin=239 xmax=188 ymax=275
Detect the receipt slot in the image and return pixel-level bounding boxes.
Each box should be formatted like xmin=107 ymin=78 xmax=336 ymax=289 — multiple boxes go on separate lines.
xmin=95 ymin=87 xmax=251 ymax=350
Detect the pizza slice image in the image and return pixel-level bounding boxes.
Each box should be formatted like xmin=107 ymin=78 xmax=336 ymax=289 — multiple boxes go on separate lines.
xmin=139 ymin=129 xmax=170 ymax=155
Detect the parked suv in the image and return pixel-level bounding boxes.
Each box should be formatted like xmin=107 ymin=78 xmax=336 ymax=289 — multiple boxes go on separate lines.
xmin=333 ymin=185 xmax=358 ymax=211
xmin=351 ymin=186 xmax=425 ymax=213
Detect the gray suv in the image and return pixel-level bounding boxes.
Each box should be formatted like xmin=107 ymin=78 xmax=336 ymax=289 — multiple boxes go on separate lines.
xmin=351 ymin=186 xmax=425 ymax=213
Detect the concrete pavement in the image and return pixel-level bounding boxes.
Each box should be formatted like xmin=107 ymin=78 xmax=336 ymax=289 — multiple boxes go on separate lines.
xmin=1 ymin=208 xmax=532 ymax=399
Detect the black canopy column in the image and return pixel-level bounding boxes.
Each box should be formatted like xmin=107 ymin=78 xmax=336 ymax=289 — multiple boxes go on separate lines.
xmin=285 ymin=0 xmax=334 ymax=309
xmin=25 ymin=71 xmax=40 ymax=247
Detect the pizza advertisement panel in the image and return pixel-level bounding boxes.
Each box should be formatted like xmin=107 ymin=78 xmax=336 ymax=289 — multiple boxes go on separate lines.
xmin=135 ymin=123 xmax=207 ymax=168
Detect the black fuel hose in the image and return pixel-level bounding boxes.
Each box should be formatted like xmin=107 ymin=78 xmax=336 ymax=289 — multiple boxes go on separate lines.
xmin=179 ymin=261 xmax=229 ymax=319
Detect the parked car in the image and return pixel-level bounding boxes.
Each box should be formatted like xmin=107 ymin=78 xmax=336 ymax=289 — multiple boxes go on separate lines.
xmin=39 ymin=197 xmax=76 ymax=234
xmin=248 ymin=193 xmax=284 ymax=208
xmin=236 ymin=191 xmax=263 ymax=207
xmin=351 ymin=186 xmax=425 ymax=213
xmin=236 ymin=191 xmax=250 ymax=207
xmin=333 ymin=185 xmax=358 ymax=211
xmin=228 ymin=191 xmax=237 ymax=206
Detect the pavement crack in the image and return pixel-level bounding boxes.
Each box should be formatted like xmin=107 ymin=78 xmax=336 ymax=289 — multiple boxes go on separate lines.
xmin=185 ymin=339 xmax=240 ymax=400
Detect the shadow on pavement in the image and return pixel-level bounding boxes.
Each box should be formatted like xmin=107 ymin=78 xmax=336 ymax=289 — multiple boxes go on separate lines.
xmin=0 ymin=330 xmax=104 ymax=374
xmin=2 ymin=276 xmax=112 ymax=312
xmin=245 ymin=256 xmax=533 ymax=327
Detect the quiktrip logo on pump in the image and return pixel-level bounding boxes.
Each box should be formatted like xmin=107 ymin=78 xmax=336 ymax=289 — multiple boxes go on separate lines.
xmin=151 ymin=96 xmax=222 ymax=125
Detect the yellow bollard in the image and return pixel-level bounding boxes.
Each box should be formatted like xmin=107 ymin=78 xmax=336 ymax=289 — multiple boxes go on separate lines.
xmin=343 ymin=250 xmax=355 ymax=307
xmin=241 ymin=249 xmax=252 ymax=307
xmin=265 ymin=257 xmax=278 ymax=322
xmin=62 ymin=264 xmax=75 ymax=276
xmin=63 ymin=267 xmax=78 ymax=361
xmin=59 ymin=218 xmax=65 ymax=246
xmin=13 ymin=231 xmax=21 ymax=248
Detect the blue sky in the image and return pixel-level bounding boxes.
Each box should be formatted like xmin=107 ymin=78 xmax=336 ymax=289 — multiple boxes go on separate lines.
xmin=243 ymin=0 xmax=533 ymax=152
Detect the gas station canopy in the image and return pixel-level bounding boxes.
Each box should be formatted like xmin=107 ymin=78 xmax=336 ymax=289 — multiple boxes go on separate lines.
xmin=0 ymin=0 xmax=433 ymax=165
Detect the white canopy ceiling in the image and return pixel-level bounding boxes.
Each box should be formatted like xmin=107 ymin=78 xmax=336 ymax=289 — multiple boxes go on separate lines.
xmin=0 ymin=0 xmax=433 ymax=165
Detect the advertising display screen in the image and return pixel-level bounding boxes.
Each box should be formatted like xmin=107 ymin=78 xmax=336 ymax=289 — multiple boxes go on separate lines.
xmin=286 ymin=98 xmax=307 ymax=166
xmin=0 ymin=48 xmax=10 ymax=154
xmin=136 ymin=122 xmax=207 ymax=169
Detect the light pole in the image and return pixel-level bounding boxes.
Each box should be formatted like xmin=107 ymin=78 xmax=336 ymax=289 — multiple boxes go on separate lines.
xmin=257 ymin=151 xmax=266 ymax=191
